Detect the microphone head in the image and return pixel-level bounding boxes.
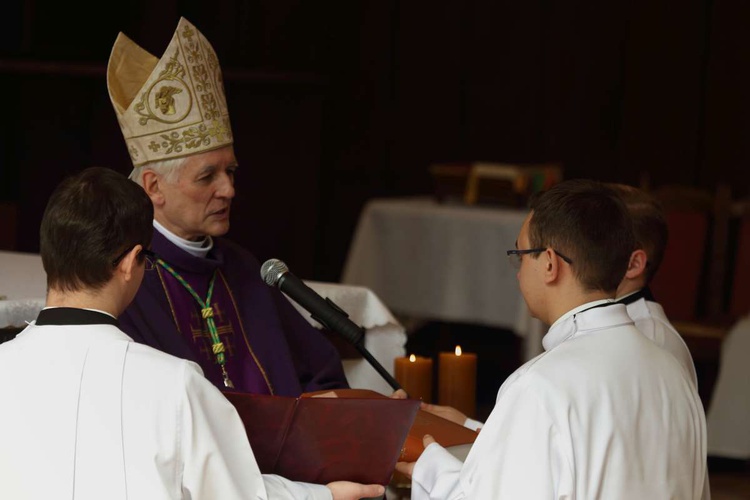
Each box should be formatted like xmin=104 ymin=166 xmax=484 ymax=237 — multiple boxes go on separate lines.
xmin=260 ymin=258 xmax=289 ymax=287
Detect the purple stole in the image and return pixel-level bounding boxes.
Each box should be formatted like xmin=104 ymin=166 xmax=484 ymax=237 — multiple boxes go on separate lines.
xmin=156 ymin=265 xmax=272 ymax=394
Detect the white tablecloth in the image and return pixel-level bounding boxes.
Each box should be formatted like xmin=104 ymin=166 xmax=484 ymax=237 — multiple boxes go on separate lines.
xmin=0 ymin=251 xmax=405 ymax=393
xmin=286 ymin=281 xmax=406 ymax=395
xmin=706 ymin=315 xmax=750 ymax=458
xmin=0 ymin=251 xmax=48 ymax=300
xmin=0 ymin=251 xmax=47 ymax=328
xmin=342 ymin=197 xmax=546 ymax=360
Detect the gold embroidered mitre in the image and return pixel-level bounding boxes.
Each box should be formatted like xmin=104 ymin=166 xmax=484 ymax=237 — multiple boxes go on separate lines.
xmin=107 ymin=17 xmax=233 ymax=167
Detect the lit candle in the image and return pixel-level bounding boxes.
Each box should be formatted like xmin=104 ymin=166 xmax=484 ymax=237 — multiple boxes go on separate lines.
xmin=394 ymin=354 xmax=433 ymax=402
xmin=438 ymin=346 xmax=477 ymax=418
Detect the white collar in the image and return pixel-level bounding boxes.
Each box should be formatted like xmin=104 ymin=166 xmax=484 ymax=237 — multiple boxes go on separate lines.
xmin=153 ymin=219 xmax=213 ymax=258
xmin=542 ymin=299 xmax=631 ymax=352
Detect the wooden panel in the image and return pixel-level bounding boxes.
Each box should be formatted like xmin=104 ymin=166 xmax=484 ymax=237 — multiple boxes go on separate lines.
xmin=4 ymin=0 xmax=750 ymax=286
xmin=388 ymin=0 xmax=469 ymax=192
xmin=225 ymin=86 xmax=325 ymax=278
xmin=617 ymin=0 xmax=708 ymax=187
xmin=313 ymin=0 xmax=399 ymax=280
xmin=0 ymin=203 xmax=18 ymax=251
xmin=701 ymin=1 xmax=750 ymax=195
xmin=13 ymin=75 xmax=102 ymax=253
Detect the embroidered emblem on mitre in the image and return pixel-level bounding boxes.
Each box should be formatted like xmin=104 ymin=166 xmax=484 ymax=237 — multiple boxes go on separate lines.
xmin=107 ymin=17 xmax=233 ymax=167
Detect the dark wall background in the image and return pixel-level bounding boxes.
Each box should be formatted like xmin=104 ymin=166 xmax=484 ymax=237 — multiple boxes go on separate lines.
xmin=1 ymin=0 xmax=749 ymax=282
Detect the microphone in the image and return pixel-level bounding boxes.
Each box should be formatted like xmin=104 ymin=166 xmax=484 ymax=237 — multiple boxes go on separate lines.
xmin=261 ymin=259 xmax=365 ymax=345
xmin=260 ymin=258 xmax=403 ymax=392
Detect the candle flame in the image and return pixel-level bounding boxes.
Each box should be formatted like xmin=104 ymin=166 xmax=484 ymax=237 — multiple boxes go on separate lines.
xmin=409 ymin=354 xmax=416 ymax=362
xmin=455 ymin=345 xmax=462 ymax=356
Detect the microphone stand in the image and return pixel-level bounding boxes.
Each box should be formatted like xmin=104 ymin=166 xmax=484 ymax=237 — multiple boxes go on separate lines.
xmin=353 ymin=336 xmax=403 ymax=393
xmin=313 ymin=297 xmax=404 ymax=394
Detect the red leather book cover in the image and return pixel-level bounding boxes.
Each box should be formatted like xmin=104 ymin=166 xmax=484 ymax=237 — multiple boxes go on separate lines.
xmin=398 ymin=408 xmax=478 ymax=462
xmin=301 ymin=389 xmax=479 ymax=462
xmin=223 ymin=390 xmax=420 ymax=485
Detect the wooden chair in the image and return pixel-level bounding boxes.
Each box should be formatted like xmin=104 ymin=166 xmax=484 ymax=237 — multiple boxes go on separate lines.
xmin=647 ymin=183 xmax=731 ymax=322
xmin=645 ymin=182 xmax=732 ymax=408
xmin=726 ymin=197 xmax=750 ymax=318
xmin=428 ymin=161 xmax=563 ymax=207
xmin=464 ymin=162 xmax=563 ymax=206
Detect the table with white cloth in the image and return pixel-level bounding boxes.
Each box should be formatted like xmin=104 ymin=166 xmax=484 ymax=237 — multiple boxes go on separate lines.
xmin=0 ymin=251 xmax=46 ymax=329
xmin=0 ymin=250 xmax=405 ymax=394
xmin=341 ymin=196 xmax=546 ymax=361
xmin=285 ymin=281 xmax=406 ymax=396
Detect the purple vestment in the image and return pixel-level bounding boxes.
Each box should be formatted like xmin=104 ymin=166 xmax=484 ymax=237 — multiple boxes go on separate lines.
xmin=119 ymin=229 xmax=349 ymax=396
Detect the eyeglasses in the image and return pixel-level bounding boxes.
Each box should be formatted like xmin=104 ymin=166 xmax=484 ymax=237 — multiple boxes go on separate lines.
xmin=506 ymin=248 xmax=573 ymax=269
xmin=141 ymin=249 xmax=157 ymax=271
xmin=112 ymin=246 xmax=157 ymax=271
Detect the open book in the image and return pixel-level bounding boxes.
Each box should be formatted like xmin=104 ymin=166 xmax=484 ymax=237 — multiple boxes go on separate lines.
xmin=223 ymin=389 xmax=420 ymax=485
xmin=223 ymin=389 xmax=478 ymax=485
xmin=302 ymin=389 xmax=479 ymax=462
xmin=400 ymin=403 xmax=479 ymax=462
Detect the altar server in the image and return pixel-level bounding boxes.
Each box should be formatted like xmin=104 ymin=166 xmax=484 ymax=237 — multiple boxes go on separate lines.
xmin=397 ymin=179 xmax=707 ymax=499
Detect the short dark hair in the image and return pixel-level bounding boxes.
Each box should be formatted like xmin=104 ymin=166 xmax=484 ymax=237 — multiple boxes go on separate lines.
xmin=40 ymin=167 xmax=154 ymax=292
xmin=606 ymin=183 xmax=668 ymax=283
xmin=528 ymin=179 xmax=635 ymax=293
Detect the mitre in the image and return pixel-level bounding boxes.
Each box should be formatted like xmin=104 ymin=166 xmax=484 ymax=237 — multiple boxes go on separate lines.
xmin=107 ymin=17 xmax=233 ymax=167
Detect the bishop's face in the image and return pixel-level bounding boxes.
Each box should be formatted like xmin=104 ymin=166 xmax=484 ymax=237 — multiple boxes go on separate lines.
xmin=155 ymin=146 xmax=238 ymax=241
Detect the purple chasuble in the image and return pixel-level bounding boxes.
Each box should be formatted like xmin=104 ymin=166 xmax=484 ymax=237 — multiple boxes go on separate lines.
xmin=119 ymin=229 xmax=349 ymax=396
xmin=157 ymin=266 xmax=271 ymax=394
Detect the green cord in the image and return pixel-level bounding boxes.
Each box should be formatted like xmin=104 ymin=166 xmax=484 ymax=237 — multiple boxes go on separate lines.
xmin=157 ymin=258 xmax=234 ymax=388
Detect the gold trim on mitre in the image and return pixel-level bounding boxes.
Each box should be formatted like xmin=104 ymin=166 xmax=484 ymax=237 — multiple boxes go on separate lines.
xmin=107 ymin=17 xmax=233 ymax=167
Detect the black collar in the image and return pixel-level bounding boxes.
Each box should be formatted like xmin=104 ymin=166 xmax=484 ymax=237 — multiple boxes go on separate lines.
xmin=574 ymin=300 xmax=618 ymax=318
xmin=35 ymin=307 xmax=119 ymax=327
xmin=617 ymin=287 xmax=656 ymax=306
